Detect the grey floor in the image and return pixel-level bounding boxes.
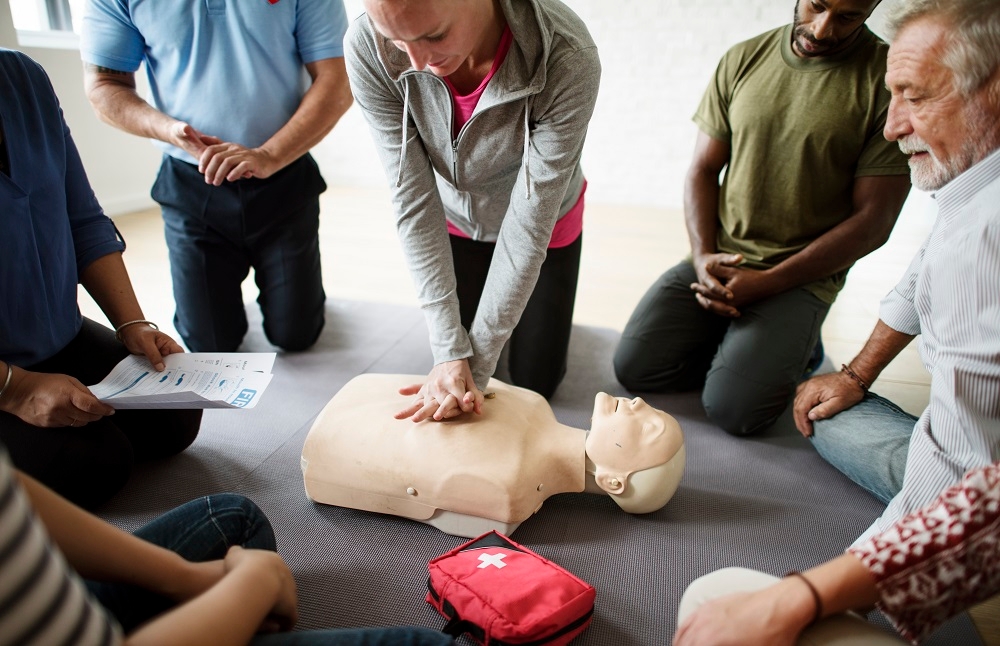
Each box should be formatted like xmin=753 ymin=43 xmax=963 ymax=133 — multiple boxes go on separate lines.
xmin=98 ymin=300 xmax=980 ymax=645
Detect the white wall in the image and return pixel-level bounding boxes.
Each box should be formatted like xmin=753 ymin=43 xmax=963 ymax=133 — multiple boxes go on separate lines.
xmin=1 ymin=1 xmax=161 ymax=215
xmin=313 ymin=0 xmax=900 ymax=209
xmin=3 ymin=0 xmax=905 ymax=213
xmin=318 ymin=0 xmax=794 ymax=208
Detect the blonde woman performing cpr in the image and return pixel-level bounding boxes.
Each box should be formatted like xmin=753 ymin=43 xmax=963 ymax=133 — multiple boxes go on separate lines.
xmin=346 ymin=0 xmax=601 ymax=422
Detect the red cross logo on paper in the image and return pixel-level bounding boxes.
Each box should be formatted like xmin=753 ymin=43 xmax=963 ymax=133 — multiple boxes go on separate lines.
xmin=477 ymin=553 xmax=507 ymax=569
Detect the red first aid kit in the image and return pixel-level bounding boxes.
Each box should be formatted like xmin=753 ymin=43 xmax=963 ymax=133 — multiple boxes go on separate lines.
xmin=426 ymin=530 xmax=596 ymax=645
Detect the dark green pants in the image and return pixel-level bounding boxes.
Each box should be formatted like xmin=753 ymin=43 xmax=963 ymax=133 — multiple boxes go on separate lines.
xmin=614 ymin=261 xmax=829 ymax=436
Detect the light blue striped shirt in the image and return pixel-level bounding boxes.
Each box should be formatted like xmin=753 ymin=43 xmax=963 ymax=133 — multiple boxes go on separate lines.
xmin=859 ymin=147 xmax=1000 ymax=542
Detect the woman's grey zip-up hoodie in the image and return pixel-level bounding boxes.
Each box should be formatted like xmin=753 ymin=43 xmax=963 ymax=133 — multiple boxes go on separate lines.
xmin=346 ymin=0 xmax=601 ymax=390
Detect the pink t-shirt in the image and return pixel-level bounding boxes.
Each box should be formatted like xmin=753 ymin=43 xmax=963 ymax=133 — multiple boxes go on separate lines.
xmin=444 ymin=26 xmax=584 ymax=250
xmin=445 ymin=26 xmax=513 ymax=135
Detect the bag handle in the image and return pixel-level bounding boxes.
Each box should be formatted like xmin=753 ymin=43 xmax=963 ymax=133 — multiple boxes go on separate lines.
xmin=442 ymin=616 xmax=484 ymax=640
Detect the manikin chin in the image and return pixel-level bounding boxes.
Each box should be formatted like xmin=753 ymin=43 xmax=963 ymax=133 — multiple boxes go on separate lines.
xmin=301 ymin=374 xmax=685 ymax=537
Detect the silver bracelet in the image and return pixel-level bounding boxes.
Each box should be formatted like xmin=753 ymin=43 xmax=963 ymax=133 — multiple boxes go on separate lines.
xmin=114 ymin=319 xmax=159 ymax=343
xmin=0 ymin=362 xmax=13 ymax=402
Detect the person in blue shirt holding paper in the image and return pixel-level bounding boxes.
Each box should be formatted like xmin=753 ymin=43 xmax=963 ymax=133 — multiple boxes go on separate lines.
xmin=0 ymin=49 xmax=200 ymax=510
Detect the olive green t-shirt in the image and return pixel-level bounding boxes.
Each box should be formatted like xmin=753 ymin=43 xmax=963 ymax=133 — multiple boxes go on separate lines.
xmin=693 ymin=24 xmax=909 ymax=304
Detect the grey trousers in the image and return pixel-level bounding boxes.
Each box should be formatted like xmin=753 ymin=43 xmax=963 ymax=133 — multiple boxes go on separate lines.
xmin=614 ymin=261 xmax=830 ymax=436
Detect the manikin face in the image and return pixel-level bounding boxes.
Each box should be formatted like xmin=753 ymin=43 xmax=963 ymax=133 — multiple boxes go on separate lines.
xmin=883 ymin=18 xmax=999 ymax=192
xmin=585 ymin=393 xmax=683 ymax=497
xmin=365 ymin=0 xmax=497 ymax=77
xmin=791 ymin=0 xmax=878 ymax=58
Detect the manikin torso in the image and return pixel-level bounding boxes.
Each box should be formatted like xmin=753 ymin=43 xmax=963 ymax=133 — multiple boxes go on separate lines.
xmin=302 ymin=374 xmax=683 ymax=537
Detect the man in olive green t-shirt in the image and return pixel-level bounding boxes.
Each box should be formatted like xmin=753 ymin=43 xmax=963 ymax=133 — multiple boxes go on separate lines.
xmin=614 ymin=0 xmax=910 ymax=436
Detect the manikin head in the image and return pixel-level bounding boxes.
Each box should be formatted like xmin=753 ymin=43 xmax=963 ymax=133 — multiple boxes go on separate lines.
xmin=790 ymin=0 xmax=881 ymax=58
xmin=585 ymin=393 xmax=685 ymax=515
xmin=364 ymin=0 xmax=503 ymax=77
xmin=882 ymin=0 xmax=1000 ymax=191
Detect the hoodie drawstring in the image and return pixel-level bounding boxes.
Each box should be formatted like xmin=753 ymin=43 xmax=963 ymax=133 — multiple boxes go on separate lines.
xmin=522 ymin=98 xmax=532 ymax=199
xmin=396 ymin=79 xmax=410 ymax=188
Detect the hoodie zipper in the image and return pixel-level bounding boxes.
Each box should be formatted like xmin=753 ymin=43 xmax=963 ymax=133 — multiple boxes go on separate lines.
xmin=403 ymin=69 xmax=526 ymax=188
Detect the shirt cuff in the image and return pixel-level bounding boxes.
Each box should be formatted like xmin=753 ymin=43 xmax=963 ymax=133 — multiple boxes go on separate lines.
xmin=879 ymin=289 xmax=921 ymax=336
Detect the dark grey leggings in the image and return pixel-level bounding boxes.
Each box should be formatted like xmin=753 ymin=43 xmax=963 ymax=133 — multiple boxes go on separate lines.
xmin=450 ymin=233 xmax=582 ymax=399
xmin=614 ymin=261 xmax=830 ymax=436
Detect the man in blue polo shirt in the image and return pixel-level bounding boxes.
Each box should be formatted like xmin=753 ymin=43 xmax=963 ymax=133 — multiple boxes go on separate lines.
xmin=81 ymin=0 xmax=353 ymax=353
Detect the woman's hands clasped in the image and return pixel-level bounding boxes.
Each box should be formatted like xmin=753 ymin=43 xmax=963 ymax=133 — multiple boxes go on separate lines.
xmin=395 ymin=358 xmax=485 ymax=422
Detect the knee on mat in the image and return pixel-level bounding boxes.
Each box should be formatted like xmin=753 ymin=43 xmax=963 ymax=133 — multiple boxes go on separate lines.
xmin=134 ymin=410 xmax=201 ymax=460
xmin=205 ymin=493 xmax=276 ymax=551
xmin=611 ymin=338 xmax=645 ymax=390
xmin=807 ymin=417 xmax=848 ymax=457
xmin=181 ymin=328 xmax=245 ymax=354
xmin=613 ymin=339 xmax=665 ymax=392
xmin=161 ymin=419 xmax=200 ymax=457
xmin=613 ymin=337 xmax=699 ymax=393
xmin=264 ymin=316 xmax=324 ymax=352
xmin=702 ymin=390 xmax=782 ymax=437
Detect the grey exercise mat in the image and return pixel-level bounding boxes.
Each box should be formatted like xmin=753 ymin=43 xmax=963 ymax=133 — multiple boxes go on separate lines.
xmin=98 ymin=300 xmax=982 ymax=645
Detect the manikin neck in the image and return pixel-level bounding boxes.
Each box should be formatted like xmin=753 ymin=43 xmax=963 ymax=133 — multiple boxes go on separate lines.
xmin=582 ymin=452 xmax=606 ymax=496
xmin=531 ymin=421 xmax=589 ymax=495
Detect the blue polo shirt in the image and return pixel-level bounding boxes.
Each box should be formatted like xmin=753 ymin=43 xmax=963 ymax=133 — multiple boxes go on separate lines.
xmin=0 ymin=50 xmax=125 ymax=366
xmin=80 ymin=0 xmax=348 ymax=164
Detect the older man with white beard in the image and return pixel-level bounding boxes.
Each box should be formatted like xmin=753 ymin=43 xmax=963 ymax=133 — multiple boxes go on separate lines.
xmin=668 ymin=3 xmax=1000 ymax=645
xmin=792 ymin=0 xmax=1000 ymax=541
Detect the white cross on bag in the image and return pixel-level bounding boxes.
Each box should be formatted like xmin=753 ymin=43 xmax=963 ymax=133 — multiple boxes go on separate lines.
xmin=477 ymin=553 xmax=508 ymax=569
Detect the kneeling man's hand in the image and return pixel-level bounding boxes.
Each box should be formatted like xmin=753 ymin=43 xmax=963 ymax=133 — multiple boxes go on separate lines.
xmin=793 ymin=373 xmax=865 ymax=437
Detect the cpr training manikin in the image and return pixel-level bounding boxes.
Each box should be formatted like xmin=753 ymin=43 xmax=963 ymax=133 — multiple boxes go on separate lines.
xmin=301 ymin=374 xmax=685 ymax=537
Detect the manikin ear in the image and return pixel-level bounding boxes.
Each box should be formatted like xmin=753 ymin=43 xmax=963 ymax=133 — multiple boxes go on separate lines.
xmin=595 ymin=471 xmax=628 ymax=495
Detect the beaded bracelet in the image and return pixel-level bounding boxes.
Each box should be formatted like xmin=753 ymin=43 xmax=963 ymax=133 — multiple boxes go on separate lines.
xmin=114 ymin=319 xmax=159 ymax=343
xmin=785 ymin=571 xmax=823 ymax=625
xmin=840 ymin=363 xmax=869 ymax=393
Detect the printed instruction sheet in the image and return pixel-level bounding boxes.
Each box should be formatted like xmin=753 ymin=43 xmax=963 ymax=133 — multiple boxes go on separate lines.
xmin=89 ymin=352 xmax=276 ymax=409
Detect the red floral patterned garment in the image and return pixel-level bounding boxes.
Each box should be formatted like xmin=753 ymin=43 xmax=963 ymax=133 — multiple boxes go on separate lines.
xmin=848 ymin=461 xmax=1000 ymax=644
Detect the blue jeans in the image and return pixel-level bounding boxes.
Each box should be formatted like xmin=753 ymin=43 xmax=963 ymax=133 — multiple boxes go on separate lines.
xmin=88 ymin=493 xmax=275 ymax=632
xmin=251 ymin=628 xmax=453 ymax=646
xmin=89 ymin=494 xmax=452 ymax=646
xmin=809 ymin=392 xmax=918 ymax=503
